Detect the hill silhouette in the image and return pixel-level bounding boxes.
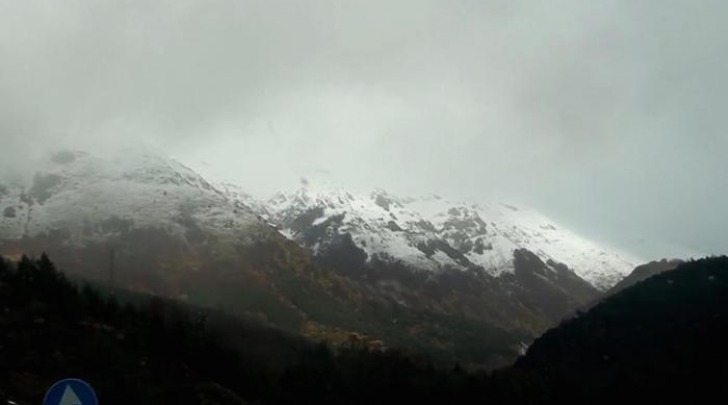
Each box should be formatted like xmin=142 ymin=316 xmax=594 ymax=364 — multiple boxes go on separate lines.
xmin=514 ymin=256 xmax=728 ymax=403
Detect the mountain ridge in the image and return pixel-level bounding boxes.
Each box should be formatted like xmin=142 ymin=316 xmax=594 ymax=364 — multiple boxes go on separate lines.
xmin=0 ymin=149 xmax=643 ymax=366
xmin=234 ymin=183 xmax=637 ymax=291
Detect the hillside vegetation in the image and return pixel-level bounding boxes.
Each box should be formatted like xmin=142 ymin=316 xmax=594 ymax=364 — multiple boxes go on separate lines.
xmin=1 ymin=254 xmax=726 ymax=404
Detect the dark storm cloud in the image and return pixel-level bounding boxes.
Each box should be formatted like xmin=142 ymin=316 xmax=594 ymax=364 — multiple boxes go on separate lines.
xmin=0 ymin=0 xmax=726 ymax=259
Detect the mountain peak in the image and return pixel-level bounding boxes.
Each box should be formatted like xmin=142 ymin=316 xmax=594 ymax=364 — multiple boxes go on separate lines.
xmin=0 ymin=149 xmax=264 ymax=243
xmin=260 ymin=185 xmax=637 ymax=290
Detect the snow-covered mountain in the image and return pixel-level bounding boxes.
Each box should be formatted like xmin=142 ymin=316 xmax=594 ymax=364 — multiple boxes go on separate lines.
xmin=0 ymin=149 xmax=636 ymax=292
xmin=0 ymin=149 xmax=634 ymax=291
xmin=0 ymin=149 xmax=268 ymax=246
xmin=245 ymin=185 xmax=636 ymax=291
xmin=0 ymin=149 xmax=641 ymax=366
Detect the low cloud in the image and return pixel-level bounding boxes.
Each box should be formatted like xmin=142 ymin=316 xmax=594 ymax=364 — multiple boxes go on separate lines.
xmin=0 ymin=0 xmax=726 ymax=259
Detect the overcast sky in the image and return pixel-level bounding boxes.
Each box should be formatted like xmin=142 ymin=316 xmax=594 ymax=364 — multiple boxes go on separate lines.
xmin=1 ymin=0 xmax=726 ymax=260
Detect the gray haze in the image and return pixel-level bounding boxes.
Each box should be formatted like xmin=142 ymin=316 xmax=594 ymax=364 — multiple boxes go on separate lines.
xmin=1 ymin=0 xmax=726 ymax=260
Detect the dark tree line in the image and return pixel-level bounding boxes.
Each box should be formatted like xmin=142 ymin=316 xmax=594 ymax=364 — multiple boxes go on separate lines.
xmin=0 ymin=254 xmax=488 ymax=404
xmin=515 ymin=256 xmax=728 ymax=404
xmin=1 ymin=254 xmax=727 ymax=404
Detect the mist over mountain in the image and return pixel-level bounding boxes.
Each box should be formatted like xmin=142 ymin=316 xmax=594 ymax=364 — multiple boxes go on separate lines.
xmin=0 ymin=1 xmax=726 ymax=402
xmin=1 ymin=1 xmax=726 ymax=259
xmin=0 ymin=148 xmax=643 ymax=368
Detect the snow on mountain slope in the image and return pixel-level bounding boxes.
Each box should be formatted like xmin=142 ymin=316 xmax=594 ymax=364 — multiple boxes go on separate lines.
xmin=0 ymin=149 xmax=636 ymax=290
xmin=405 ymin=195 xmax=637 ymax=289
xmin=0 ymin=150 xmax=265 ymax=245
xmin=259 ymin=185 xmax=636 ymax=290
xmin=215 ymin=182 xmax=272 ymax=221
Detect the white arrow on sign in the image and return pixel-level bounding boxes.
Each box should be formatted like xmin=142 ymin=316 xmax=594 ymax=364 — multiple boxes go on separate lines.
xmin=59 ymin=385 xmax=82 ymax=405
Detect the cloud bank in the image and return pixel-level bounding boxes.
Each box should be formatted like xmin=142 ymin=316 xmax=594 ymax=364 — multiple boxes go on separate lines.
xmin=1 ymin=0 xmax=726 ymax=259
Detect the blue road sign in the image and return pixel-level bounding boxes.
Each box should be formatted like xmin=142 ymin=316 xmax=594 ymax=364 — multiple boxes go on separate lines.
xmin=43 ymin=379 xmax=98 ymax=405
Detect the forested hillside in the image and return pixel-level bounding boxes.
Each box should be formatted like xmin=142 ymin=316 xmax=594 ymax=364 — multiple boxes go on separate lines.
xmin=0 ymin=254 xmax=483 ymax=404
xmin=515 ymin=256 xmax=728 ymax=403
xmin=2 ymin=254 xmax=726 ymax=404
